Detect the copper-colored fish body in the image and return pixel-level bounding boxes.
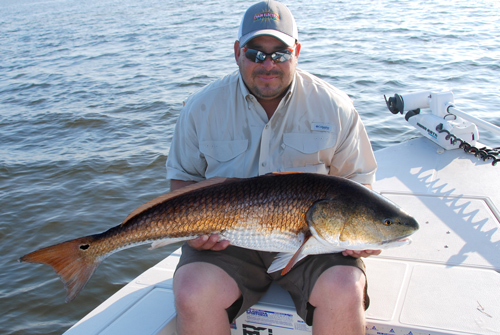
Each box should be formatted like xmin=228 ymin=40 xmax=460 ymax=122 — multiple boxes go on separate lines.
xmin=110 ymin=173 xmax=329 ymax=249
xmin=19 ymin=173 xmax=419 ymax=302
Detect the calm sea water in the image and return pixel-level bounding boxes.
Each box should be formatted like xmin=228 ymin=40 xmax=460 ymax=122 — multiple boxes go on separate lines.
xmin=1 ymin=0 xmax=499 ymax=334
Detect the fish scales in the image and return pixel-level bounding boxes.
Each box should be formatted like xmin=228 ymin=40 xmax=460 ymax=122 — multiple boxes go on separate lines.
xmin=19 ymin=173 xmax=419 ymax=302
xmin=79 ymin=174 xmax=318 ymax=259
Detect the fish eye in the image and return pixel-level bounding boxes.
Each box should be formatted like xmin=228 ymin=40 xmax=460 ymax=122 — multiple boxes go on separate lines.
xmin=383 ymin=219 xmax=393 ymax=226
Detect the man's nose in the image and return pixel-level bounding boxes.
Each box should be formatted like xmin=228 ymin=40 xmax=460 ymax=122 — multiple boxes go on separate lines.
xmin=261 ymin=57 xmax=276 ymax=71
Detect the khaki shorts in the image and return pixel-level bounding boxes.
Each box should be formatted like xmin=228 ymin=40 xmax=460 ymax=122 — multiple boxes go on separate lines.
xmin=175 ymin=244 xmax=369 ymax=325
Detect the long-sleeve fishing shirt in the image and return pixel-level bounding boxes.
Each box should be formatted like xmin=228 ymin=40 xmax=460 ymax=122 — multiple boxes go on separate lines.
xmin=166 ymin=68 xmax=377 ymax=185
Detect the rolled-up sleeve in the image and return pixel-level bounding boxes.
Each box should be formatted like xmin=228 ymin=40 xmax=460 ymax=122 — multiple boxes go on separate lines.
xmin=329 ymin=107 xmax=377 ymax=185
xmin=166 ymin=105 xmax=207 ymax=182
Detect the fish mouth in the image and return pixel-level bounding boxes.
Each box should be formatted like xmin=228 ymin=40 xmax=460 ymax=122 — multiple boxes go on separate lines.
xmin=380 ymin=235 xmax=413 ymax=245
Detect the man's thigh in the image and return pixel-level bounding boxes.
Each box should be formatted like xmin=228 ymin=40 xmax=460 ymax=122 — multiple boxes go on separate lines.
xmin=271 ymin=253 xmax=368 ymax=325
xmin=175 ymin=244 xmax=275 ymax=321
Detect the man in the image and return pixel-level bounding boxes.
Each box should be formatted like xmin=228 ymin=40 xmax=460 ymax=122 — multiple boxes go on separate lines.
xmin=166 ymin=1 xmax=379 ymax=334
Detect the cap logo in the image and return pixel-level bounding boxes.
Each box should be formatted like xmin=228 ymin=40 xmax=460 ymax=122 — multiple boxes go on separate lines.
xmin=253 ymin=8 xmax=279 ymax=22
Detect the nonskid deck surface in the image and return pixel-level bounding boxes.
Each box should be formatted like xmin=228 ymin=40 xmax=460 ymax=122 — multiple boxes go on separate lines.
xmin=64 ymin=138 xmax=500 ymax=335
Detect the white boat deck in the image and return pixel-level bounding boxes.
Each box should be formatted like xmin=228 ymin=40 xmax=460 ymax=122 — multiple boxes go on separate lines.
xmin=64 ymin=137 xmax=500 ymax=335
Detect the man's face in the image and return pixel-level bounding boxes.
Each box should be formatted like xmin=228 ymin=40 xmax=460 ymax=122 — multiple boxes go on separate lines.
xmin=234 ymin=35 xmax=301 ymax=103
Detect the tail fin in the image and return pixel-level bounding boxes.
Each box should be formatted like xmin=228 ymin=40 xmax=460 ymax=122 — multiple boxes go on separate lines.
xmin=19 ymin=236 xmax=101 ymax=302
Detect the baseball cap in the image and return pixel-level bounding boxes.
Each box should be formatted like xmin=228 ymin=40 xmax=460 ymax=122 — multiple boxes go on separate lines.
xmin=238 ymin=1 xmax=298 ymax=47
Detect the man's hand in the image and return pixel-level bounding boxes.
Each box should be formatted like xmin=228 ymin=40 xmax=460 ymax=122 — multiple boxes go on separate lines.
xmin=342 ymin=249 xmax=382 ymax=258
xmin=187 ymin=234 xmax=230 ymax=251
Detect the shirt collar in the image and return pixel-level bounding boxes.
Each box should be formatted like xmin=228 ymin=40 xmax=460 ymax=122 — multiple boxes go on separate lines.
xmin=238 ymin=72 xmax=252 ymax=102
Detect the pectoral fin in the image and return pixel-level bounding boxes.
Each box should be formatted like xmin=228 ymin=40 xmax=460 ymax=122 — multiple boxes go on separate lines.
xmin=281 ymin=233 xmax=312 ymax=275
xmin=267 ymin=233 xmax=312 ymax=275
xmin=267 ymin=253 xmax=294 ymax=274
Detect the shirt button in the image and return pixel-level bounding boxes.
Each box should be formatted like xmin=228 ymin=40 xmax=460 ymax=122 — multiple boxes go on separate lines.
xmin=261 ymin=162 xmax=266 ymax=167
xmin=265 ymin=125 xmax=269 ymax=129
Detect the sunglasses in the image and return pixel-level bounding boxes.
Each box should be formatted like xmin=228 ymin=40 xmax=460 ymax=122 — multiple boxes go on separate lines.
xmin=243 ymin=47 xmax=294 ymax=64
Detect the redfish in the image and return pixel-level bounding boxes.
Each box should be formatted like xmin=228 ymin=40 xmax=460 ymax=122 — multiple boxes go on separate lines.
xmin=19 ymin=173 xmax=419 ymax=302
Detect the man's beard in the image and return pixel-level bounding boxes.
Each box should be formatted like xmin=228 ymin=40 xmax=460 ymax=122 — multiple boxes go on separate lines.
xmin=250 ymin=69 xmax=286 ymax=100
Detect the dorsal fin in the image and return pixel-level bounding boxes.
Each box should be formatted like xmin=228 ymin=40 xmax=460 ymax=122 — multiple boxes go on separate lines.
xmin=269 ymin=171 xmax=303 ymax=175
xmin=121 ymin=177 xmax=231 ymax=225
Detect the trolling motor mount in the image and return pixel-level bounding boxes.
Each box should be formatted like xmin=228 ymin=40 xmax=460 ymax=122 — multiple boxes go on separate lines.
xmin=384 ymin=90 xmax=478 ymax=150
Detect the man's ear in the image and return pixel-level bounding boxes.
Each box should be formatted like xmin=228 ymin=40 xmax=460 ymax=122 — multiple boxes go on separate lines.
xmin=234 ymin=40 xmax=241 ymax=64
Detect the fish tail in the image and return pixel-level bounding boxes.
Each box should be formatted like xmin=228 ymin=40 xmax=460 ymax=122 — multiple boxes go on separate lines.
xmin=19 ymin=236 xmax=101 ymax=302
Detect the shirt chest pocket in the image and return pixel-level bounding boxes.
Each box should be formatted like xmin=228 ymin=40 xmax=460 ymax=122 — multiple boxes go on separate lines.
xmin=281 ymin=133 xmax=337 ymax=173
xmin=283 ymin=132 xmax=337 ymax=154
xmin=200 ymin=140 xmax=248 ymax=162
